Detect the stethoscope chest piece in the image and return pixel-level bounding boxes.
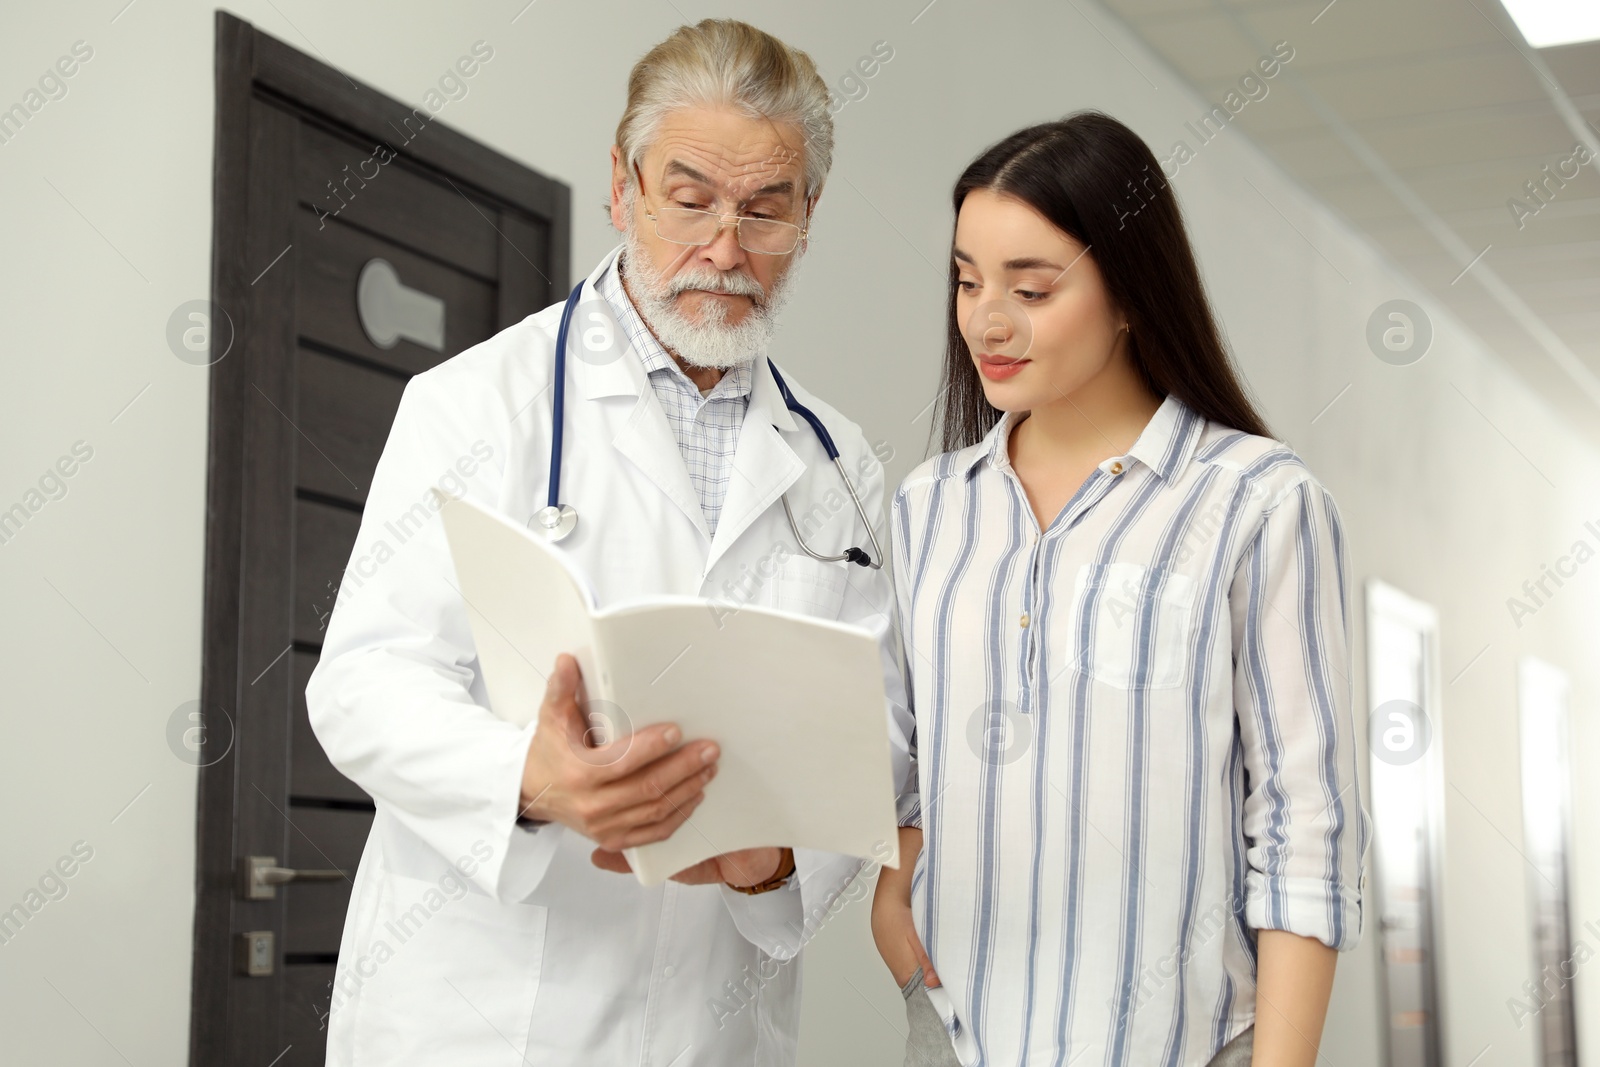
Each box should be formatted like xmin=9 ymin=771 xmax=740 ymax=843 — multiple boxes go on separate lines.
xmin=530 ymin=503 xmax=578 ymax=542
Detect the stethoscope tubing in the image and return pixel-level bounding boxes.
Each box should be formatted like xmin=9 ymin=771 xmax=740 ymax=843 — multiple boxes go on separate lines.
xmin=548 ymin=279 xmax=585 ymax=509
xmin=546 ymin=276 xmax=880 ymax=568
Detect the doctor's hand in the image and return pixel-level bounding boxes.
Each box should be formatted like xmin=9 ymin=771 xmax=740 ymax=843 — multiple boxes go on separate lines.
xmin=519 ymin=654 xmax=719 ymax=852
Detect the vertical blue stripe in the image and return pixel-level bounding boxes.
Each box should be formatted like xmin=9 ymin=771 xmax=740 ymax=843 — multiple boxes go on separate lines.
xmin=967 ymin=476 xmax=1025 ymax=1054
xmin=920 ymin=467 xmax=984 ymax=994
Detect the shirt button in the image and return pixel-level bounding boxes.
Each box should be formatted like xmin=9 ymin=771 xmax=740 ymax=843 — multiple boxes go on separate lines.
xmin=1110 ymin=461 xmax=1124 ymax=475
xmin=1019 ymin=612 xmax=1030 ymax=627
xmin=663 ymin=965 xmax=676 ymax=979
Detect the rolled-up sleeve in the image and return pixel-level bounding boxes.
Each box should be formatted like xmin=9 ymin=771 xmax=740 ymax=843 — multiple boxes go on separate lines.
xmin=1231 ymin=473 xmax=1370 ymax=952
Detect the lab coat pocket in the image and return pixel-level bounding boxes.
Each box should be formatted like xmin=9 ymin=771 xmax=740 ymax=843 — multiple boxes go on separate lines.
xmin=1072 ymin=561 xmax=1197 ymax=690
xmin=766 ymin=553 xmax=850 ymax=619
xmin=351 ymin=870 xmax=547 ymax=1064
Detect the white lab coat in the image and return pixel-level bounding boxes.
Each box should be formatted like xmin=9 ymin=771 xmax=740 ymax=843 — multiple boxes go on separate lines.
xmin=306 ymin=243 xmax=912 ymax=1066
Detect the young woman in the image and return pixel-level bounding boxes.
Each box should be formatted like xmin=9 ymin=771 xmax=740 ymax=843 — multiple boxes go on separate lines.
xmin=872 ymin=112 xmax=1369 ymax=1067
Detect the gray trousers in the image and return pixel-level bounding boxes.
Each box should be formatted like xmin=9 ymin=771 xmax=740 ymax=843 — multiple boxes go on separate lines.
xmin=1206 ymin=1025 xmax=1255 ymax=1066
xmin=899 ymin=967 xmax=962 ymax=1067
xmin=899 ymin=967 xmax=1256 ymax=1067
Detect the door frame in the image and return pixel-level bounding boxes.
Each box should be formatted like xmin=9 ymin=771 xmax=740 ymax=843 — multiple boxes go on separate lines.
xmin=1518 ymin=656 xmax=1579 ymax=1066
xmin=1363 ymin=578 xmax=1450 ymax=1067
xmin=193 ymin=12 xmax=569 ymax=1062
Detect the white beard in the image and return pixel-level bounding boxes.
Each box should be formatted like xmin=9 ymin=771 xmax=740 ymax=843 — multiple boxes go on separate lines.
xmin=618 ymin=200 xmax=802 ymax=370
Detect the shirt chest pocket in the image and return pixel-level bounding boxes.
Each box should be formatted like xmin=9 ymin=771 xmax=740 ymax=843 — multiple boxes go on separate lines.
xmin=763 ymin=553 xmax=851 ymax=619
xmin=1071 ymin=561 xmax=1198 ymax=690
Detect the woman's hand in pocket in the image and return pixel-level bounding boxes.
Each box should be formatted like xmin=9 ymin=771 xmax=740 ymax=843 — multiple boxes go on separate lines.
xmin=871 ymin=826 xmax=940 ymax=989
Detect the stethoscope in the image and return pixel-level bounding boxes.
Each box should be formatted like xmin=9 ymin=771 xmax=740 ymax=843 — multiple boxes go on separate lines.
xmin=529 ymin=279 xmax=883 ymax=569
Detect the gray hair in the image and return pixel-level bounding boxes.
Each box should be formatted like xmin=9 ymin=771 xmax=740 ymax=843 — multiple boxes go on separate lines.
xmin=613 ymin=19 xmax=834 ymax=206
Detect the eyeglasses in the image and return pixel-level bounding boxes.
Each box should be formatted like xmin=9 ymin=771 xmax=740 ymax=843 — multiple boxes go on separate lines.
xmin=633 ymin=163 xmax=808 ymax=255
xmin=647 ymin=207 xmax=806 ymax=255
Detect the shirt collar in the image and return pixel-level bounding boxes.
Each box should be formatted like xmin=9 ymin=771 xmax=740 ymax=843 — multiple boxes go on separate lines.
xmin=595 ymin=246 xmax=754 ymax=403
xmin=958 ymin=393 xmax=1204 ymax=482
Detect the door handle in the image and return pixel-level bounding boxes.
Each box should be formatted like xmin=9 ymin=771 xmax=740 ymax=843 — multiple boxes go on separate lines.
xmin=239 ymin=855 xmax=348 ymax=900
xmin=356 ymin=257 xmax=446 ymax=351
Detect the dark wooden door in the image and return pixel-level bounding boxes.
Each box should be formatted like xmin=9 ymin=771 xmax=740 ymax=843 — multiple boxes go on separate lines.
xmin=192 ymin=14 xmax=568 ymax=1065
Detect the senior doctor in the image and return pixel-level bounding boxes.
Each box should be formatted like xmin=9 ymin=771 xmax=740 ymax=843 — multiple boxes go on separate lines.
xmin=306 ymin=17 xmax=910 ymax=1067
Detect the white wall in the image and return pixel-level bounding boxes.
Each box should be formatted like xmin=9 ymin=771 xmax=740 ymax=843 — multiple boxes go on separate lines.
xmin=2 ymin=1 xmax=1597 ymax=1064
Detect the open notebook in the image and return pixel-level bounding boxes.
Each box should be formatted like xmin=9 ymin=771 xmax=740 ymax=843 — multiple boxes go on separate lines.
xmin=436 ymin=493 xmax=900 ymax=885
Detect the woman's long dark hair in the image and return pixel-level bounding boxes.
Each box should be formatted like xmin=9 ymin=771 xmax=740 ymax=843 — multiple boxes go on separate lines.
xmin=934 ymin=110 xmax=1272 ymax=453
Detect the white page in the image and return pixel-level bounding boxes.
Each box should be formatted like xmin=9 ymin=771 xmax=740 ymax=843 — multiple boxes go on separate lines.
xmin=437 ymin=494 xmax=900 ymax=885
xmin=599 ymin=600 xmax=899 ymax=884
xmin=437 ymin=492 xmax=600 ymax=729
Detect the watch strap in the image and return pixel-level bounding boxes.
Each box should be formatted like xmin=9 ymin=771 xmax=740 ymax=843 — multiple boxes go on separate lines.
xmin=728 ymin=848 xmax=795 ymax=894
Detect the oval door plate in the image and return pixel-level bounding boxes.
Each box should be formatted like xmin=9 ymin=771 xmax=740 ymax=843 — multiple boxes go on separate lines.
xmin=356 ymin=257 xmax=446 ymax=351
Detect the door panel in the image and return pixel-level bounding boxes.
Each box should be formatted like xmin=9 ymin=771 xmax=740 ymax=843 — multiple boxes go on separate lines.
xmin=290 ymin=650 xmax=368 ymax=803
xmin=297 ymin=208 xmax=498 ymax=371
xmin=283 ymin=806 xmax=374 ymax=955
xmin=294 ymin=500 xmax=361 ymax=648
xmin=281 ymin=963 xmax=338 ymax=1067
xmin=294 ymin=120 xmax=501 ymax=280
xmin=293 ymin=346 xmax=407 ymax=505
xmin=194 ymin=13 xmax=568 ymax=1065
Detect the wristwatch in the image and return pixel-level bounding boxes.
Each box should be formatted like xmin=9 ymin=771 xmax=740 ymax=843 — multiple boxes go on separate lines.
xmin=728 ymin=848 xmax=795 ymax=895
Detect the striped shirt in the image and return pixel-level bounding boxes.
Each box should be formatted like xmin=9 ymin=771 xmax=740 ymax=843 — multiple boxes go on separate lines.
xmin=890 ymin=394 xmax=1370 ymax=1067
xmin=594 ymin=251 xmax=752 ymax=538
